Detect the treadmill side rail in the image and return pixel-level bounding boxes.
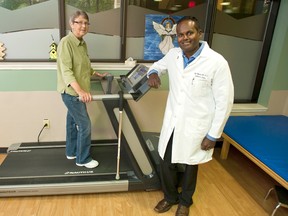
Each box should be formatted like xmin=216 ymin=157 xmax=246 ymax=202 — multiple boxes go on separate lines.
xmin=0 ymin=180 xmax=129 ymax=197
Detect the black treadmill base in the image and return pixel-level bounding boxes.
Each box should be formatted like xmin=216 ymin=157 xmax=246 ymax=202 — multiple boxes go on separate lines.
xmin=0 ymin=136 xmax=161 ymax=197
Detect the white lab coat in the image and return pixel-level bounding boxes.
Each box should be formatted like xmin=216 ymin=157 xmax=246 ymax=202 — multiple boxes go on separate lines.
xmin=148 ymin=41 xmax=234 ymax=165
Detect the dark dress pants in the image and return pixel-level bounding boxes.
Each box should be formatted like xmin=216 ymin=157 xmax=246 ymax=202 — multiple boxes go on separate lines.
xmin=159 ymin=132 xmax=198 ymax=207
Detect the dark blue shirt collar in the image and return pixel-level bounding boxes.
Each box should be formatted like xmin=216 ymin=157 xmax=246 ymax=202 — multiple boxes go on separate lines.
xmin=182 ymin=42 xmax=204 ymax=68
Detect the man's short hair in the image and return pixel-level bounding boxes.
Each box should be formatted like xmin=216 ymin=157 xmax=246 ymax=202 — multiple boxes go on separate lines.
xmin=177 ymin=16 xmax=201 ymax=32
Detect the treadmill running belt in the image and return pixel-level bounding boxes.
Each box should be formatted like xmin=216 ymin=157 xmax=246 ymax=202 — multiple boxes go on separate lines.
xmin=0 ymin=144 xmax=131 ymax=185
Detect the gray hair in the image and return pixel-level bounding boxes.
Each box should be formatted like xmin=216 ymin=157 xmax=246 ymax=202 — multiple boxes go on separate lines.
xmin=69 ymin=10 xmax=89 ymax=24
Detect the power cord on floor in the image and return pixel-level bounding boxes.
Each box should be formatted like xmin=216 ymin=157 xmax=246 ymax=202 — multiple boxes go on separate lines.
xmin=37 ymin=123 xmax=48 ymax=143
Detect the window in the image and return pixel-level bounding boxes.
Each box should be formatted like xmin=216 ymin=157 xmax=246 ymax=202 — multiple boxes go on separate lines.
xmin=0 ymin=0 xmax=59 ymax=60
xmin=0 ymin=0 xmax=281 ymax=103
xmin=126 ymin=0 xmax=208 ymax=60
xmin=212 ymin=0 xmax=279 ymax=102
xmin=65 ymin=0 xmax=122 ymax=60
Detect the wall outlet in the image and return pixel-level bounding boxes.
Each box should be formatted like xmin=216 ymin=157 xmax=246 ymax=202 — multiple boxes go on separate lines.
xmin=43 ymin=119 xmax=50 ymax=129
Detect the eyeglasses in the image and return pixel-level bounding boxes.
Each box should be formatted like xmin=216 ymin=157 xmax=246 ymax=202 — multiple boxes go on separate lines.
xmin=73 ymin=21 xmax=90 ymax=26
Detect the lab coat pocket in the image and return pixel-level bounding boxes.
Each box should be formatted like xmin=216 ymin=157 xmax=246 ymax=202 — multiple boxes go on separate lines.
xmin=190 ymin=78 xmax=211 ymax=97
xmin=184 ymin=118 xmax=209 ymax=139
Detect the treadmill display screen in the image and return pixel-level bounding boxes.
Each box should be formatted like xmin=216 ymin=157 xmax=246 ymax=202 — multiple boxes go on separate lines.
xmin=127 ymin=64 xmax=149 ymax=87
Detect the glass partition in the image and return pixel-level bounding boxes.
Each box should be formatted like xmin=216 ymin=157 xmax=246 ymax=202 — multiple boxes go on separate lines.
xmin=65 ymin=0 xmax=122 ymax=60
xmin=212 ymin=0 xmax=275 ymax=101
xmin=0 ymin=0 xmax=59 ymax=60
xmin=126 ymin=0 xmax=208 ymax=60
xmin=0 ymin=0 xmax=280 ymax=103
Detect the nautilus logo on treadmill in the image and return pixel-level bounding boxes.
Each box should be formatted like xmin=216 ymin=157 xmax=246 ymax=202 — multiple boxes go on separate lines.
xmin=9 ymin=150 xmax=31 ymax=153
xmin=64 ymin=171 xmax=94 ymax=175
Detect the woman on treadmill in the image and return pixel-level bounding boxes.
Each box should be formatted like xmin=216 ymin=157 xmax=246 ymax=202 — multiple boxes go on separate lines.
xmin=57 ymin=10 xmax=107 ymax=168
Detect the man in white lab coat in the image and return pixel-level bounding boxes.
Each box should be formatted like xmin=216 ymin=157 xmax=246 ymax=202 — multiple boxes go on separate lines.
xmin=147 ymin=16 xmax=234 ymax=216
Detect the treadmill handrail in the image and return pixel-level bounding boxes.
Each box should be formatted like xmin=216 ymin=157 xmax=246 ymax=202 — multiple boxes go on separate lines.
xmin=78 ymin=94 xmax=134 ymax=101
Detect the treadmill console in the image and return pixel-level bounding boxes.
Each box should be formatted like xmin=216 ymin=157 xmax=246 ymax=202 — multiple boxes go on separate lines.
xmin=120 ymin=64 xmax=150 ymax=101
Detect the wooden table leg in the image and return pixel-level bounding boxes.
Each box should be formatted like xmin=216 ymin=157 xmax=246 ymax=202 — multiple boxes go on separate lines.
xmin=220 ymin=139 xmax=230 ymax=159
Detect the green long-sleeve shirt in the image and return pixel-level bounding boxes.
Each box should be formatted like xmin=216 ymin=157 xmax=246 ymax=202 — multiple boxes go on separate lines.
xmin=57 ymin=32 xmax=94 ymax=96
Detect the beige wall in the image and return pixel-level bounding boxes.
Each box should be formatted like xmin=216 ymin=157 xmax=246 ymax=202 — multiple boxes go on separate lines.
xmin=0 ymin=90 xmax=167 ymax=148
xmin=265 ymin=90 xmax=288 ymax=116
xmin=0 ymin=91 xmax=116 ymax=148
xmin=0 ymin=90 xmax=287 ymax=148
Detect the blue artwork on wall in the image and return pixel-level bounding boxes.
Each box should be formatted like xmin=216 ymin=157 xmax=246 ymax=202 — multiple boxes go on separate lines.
xmin=144 ymin=14 xmax=183 ymax=61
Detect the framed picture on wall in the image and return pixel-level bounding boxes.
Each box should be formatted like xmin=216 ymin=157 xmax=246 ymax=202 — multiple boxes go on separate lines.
xmin=144 ymin=14 xmax=182 ymax=60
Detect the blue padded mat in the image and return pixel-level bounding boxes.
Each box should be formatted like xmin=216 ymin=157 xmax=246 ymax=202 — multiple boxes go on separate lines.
xmin=223 ymin=115 xmax=288 ymax=182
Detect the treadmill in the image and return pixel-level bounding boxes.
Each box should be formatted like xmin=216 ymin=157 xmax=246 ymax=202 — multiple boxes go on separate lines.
xmin=0 ymin=64 xmax=161 ymax=197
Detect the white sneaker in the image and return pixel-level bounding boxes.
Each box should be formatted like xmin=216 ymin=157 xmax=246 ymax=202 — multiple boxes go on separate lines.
xmin=66 ymin=155 xmax=76 ymax=160
xmin=76 ymin=160 xmax=99 ymax=168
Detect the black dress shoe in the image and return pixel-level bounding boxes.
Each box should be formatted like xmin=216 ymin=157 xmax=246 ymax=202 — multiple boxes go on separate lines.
xmin=175 ymin=204 xmax=189 ymax=216
xmin=154 ymin=199 xmax=174 ymax=213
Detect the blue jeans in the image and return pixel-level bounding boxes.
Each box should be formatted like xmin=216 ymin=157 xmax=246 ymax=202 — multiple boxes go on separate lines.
xmin=61 ymin=93 xmax=92 ymax=164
